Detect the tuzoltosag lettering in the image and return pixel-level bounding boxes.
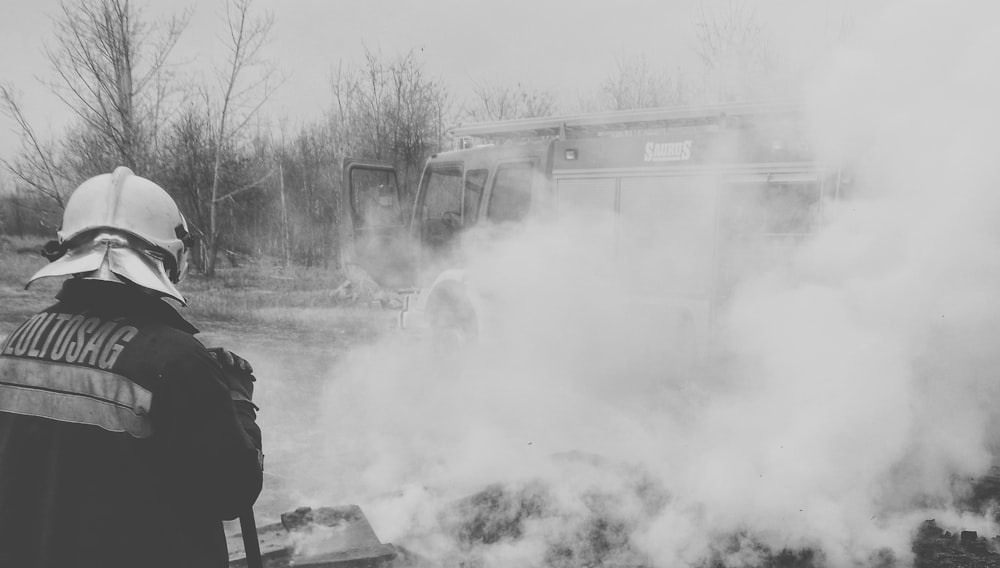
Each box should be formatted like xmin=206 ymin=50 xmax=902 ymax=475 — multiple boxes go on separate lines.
xmin=1 ymin=312 xmax=138 ymax=371
xmin=12 ymin=314 xmax=48 ymax=356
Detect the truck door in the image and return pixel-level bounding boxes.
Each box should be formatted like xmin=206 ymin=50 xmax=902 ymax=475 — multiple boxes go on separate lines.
xmin=341 ymin=159 xmax=415 ymax=288
xmin=485 ymin=160 xmax=539 ymax=224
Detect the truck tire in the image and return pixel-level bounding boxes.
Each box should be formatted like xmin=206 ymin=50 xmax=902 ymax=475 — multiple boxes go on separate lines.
xmin=426 ymin=287 xmax=478 ymax=352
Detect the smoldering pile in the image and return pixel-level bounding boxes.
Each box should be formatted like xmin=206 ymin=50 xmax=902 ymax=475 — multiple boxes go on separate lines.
xmin=406 ymin=476 xmax=1000 ymax=568
xmin=229 ymin=465 xmax=1000 ymax=568
xmin=435 ymin=463 xmax=662 ymax=568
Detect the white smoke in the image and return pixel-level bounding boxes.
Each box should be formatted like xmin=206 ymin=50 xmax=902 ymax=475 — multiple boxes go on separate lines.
xmin=304 ymin=2 xmax=1000 ymax=566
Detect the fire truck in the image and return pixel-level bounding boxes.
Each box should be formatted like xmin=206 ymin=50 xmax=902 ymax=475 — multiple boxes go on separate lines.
xmin=340 ymin=101 xmax=846 ymax=358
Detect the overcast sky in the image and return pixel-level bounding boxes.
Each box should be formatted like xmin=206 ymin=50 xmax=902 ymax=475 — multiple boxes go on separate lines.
xmin=0 ymin=0 xmax=878 ymax=165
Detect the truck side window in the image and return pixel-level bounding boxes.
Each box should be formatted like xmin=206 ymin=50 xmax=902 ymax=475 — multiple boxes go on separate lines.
xmin=487 ymin=162 xmax=534 ymax=223
xmin=463 ymin=169 xmax=487 ymax=224
xmin=716 ymin=177 xmax=822 ymax=302
xmin=723 ymin=181 xmax=821 ymax=237
xmin=420 ymin=165 xmax=463 ymax=248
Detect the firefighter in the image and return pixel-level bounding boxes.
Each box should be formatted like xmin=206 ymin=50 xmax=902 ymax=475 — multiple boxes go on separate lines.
xmin=0 ymin=167 xmax=263 ymax=567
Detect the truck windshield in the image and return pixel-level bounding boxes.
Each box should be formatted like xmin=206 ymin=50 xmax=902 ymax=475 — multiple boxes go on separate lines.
xmin=463 ymin=169 xmax=488 ymax=224
xmin=418 ymin=164 xmax=464 ymax=253
xmin=421 ymin=166 xmax=463 ymax=221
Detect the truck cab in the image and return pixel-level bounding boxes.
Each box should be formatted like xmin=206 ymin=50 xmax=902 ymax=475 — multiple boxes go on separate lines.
xmin=341 ymin=102 xmax=844 ymax=355
xmin=411 ymin=140 xmax=554 ymax=277
xmin=342 ymin=139 xmax=557 ymax=342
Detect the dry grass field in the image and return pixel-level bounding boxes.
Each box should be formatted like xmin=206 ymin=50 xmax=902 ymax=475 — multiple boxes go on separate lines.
xmin=0 ymin=235 xmax=391 ymax=337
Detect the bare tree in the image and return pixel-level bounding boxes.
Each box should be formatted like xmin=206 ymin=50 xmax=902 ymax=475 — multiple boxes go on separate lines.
xmin=693 ymin=0 xmax=776 ymax=102
xmin=160 ymin=104 xmax=214 ymax=266
xmin=466 ymin=81 xmax=555 ymax=121
xmin=0 ymin=0 xmax=188 ymax=211
xmin=597 ymin=53 xmax=690 ymax=111
xmin=388 ymin=51 xmax=451 ymax=197
xmin=202 ymin=0 xmax=277 ymax=276
xmin=43 ymin=0 xmax=189 ymax=174
xmin=331 ymin=48 xmax=450 ymax=204
xmin=275 ymin=123 xmax=338 ymax=267
xmin=0 ymin=84 xmax=72 ymax=210
xmin=361 ymin=48 xmax=389 ymax=160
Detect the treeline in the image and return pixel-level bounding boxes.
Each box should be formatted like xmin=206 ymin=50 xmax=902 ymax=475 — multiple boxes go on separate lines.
xmin=0 ymin=0 xmax=790 ymax=276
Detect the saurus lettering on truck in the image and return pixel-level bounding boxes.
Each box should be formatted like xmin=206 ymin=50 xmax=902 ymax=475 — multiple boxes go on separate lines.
xmin=643 ymin=140 xmax=693 ymax=162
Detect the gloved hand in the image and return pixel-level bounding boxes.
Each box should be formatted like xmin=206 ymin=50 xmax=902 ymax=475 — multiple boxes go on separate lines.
xmin=207 ymin=347 xmax=255 ymax=404
xmin=207 ymin=348 xmax=263 ymax=467
xmin=206 ymin=347 xmax=259 ymax=429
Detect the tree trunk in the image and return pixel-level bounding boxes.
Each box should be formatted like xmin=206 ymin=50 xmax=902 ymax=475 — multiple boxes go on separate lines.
xmin=279 ymin=162 xmax=290 ymax=266
xmin=206 ymin=191 xmax=219 ymax=277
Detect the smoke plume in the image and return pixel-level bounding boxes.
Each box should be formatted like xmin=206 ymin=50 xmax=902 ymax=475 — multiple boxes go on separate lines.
xmin=300 ymin=2 xmax=1000 ymax=566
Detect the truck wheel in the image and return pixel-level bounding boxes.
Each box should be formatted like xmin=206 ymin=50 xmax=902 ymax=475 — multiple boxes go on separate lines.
xmin=427 ymin=289 xmax=478 ymax=352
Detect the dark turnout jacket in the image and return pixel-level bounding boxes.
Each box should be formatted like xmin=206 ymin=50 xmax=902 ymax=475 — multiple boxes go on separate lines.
xmin=0 ymin=279 xmax=263 ymax=568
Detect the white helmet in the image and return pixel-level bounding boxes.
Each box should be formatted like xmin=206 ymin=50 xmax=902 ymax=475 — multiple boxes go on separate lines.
xmin=27 ymin=166 xmax=192 ymax=304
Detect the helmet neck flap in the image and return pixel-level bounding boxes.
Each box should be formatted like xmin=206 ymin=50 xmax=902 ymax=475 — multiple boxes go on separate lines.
xmin=28 ymin=231 xmax=186 ymax=305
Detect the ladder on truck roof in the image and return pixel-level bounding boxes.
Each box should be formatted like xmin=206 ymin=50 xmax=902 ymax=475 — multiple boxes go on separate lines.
xmin=450 ymin=101 xmax=801 ymax=141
